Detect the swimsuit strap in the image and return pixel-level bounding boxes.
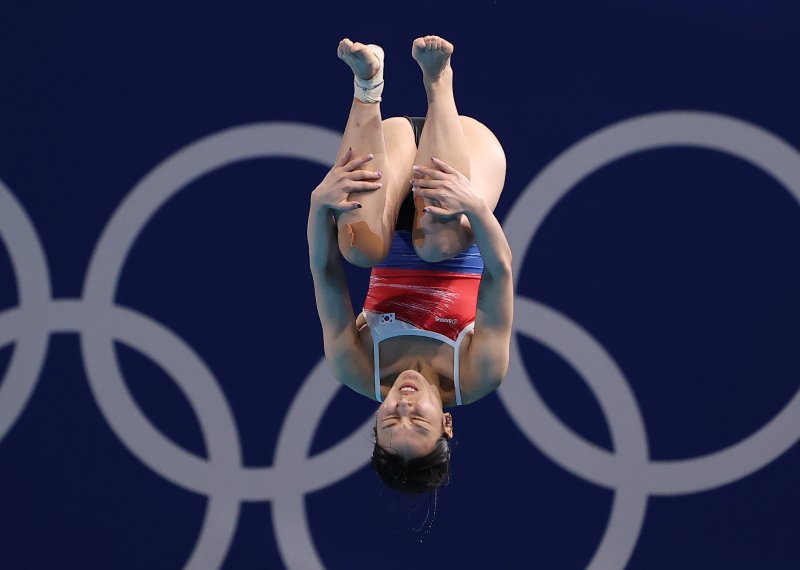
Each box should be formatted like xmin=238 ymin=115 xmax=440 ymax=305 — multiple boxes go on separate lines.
xmin=364 ymin=310 xmax=471 ymax=405
xmin=451 ymin=322 xmax=476 ymax=406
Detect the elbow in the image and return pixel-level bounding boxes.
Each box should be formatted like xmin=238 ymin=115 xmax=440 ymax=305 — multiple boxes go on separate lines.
xmin=309 ymin=254 xmax=328 ymax=275
xmin=490 ymin=251 xmax=513 ymax=279
xmin=503 ymin=244 xmax=513 ymax=273
xmin=491 ymin=240 xmax=513 ymax=277
xmin=500 ymin=249 xmax=513 ymax=276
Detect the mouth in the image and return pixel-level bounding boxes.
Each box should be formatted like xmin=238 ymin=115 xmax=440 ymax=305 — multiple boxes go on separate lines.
xmin=399 ymin=382 xmax=419 ymax=394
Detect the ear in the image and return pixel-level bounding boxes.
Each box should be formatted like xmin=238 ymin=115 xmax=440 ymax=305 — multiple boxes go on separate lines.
xmin=442 ymin=412 xmax=454 ymax=439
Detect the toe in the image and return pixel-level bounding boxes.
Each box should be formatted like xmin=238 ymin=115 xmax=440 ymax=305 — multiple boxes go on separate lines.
xmin=338 ymin=38 xmax=353 ymax=57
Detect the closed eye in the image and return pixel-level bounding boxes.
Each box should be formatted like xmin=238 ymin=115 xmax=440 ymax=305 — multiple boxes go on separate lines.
xmin=380 ymin=415 xmax=398 ymax=429
xmin=380 ymin=415 xmax=431 ymax=433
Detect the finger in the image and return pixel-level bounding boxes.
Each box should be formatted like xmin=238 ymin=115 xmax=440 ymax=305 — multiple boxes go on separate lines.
xmin=343 ymin=153 xmax=375 ymax=171
xmin=413 ymin=187 xmax=447 ymax=206
xmin=350 ymin=169 xmax=383 ymax=181
xmin=412 ymin=164 xmax=447 ymax=180
xmin=410 ymin=186 xmax=433 ymax=199
xmin=430 ymin=156 xmax=457 ymax=174
xmin=410 ymin=177 xmax=444 ymax=189
xmin=332 ymin=201 xmax=363 ymax=212
xmin=346 ymin=181 xmax=383 ymax=192
xmin=335 ymin=147 xmax=353 ymax=167
xmin=422 ymin=205 xmax=450 ymax=217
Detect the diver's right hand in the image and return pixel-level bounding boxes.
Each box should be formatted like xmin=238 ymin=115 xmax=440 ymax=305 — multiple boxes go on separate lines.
xmin=310 ymin=148 xmax=383 ymax=212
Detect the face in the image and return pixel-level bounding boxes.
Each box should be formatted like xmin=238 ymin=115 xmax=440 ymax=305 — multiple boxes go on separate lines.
xmin=375 ymin=370 xmax=454 ymax=460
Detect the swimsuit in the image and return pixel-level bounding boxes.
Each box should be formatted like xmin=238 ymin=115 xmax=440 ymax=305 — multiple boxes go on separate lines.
xmin=362 ymin=117 xmax=484 ymax=406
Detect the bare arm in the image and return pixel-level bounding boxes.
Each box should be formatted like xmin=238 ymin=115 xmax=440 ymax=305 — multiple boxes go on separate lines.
xmin=308 ymin=150 xmax=382 ymax=396
xmin=411 ymin=157 xmax=513 ymax=399
xmin=462 ymin=202 xmax=513 ymax=401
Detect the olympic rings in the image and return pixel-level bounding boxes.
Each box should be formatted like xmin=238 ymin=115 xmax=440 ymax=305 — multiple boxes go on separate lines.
xmin=0 ymin=113 xmax=798 ymax=569
xmin=501 ymin=111 xmax=800 ymax=568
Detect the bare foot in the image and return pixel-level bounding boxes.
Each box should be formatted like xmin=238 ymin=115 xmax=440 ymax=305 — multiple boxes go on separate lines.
xmin=338 ymin=38 xmax=382 ymax=81
xmin=412 ymin=35 xmax=453 ymax=81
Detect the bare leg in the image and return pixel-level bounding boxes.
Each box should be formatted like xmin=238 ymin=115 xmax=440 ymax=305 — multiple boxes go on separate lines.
xmin=410 ymin=36 xmax=506 ymax=262
xmin=334 ymin=39 xmax=392 ymax=267
xmin=412 ymin=36 xmax=470 ymax=178
xmin=411 ymin=36 xmax=470 ymax=260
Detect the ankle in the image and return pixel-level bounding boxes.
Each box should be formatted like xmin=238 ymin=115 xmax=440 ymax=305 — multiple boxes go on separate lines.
xmin=423 ymin=67 xmax=453 ymax=89
xmin=424 ymin=77 xmax=454 ymax=103
xmin=353 ymin=45 xmax=385 ymax=104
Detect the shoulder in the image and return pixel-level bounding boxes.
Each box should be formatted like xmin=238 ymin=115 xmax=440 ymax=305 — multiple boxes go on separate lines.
xmin=324 ymin=319 xmax=376 ymax=400
xmin=456 ymin=331 xmax=507 ymax=405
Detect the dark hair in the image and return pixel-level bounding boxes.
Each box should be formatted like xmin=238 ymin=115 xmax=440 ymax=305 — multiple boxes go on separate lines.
xmin=371 ymin=429 xmax=452 ymax=494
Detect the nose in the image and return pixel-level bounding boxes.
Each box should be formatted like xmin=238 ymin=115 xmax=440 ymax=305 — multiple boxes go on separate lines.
xmin=396 ymin=400 xmax=413 ymax=416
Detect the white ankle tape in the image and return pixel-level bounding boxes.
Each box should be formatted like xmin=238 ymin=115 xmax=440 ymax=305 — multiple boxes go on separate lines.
xmin=354 ymin=45 xmax=384 ymax=103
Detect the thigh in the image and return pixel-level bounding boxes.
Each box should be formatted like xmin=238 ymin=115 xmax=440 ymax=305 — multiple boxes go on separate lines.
xmin=459 ymin=116 xmax=506 ymax=210
xmin=335 ymin=117 xmax=417 ymax=267
xmin=412 ymin=116 xmax=507 ymax=261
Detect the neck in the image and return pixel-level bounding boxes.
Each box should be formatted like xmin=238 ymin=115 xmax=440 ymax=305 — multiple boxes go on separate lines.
xmin=414 ymin=359 xmax=445 ymax=404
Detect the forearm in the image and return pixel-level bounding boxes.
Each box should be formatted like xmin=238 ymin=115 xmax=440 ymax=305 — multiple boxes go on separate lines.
xmin=307 ymin=201 xmax=340 ymax=272
xmin=308 ymin=201 xmax=359 ymax=342
xmin=465 ymin=201 xmax=512 ymax=278
xmin=310 ymin=259 xmax=356 ymax=342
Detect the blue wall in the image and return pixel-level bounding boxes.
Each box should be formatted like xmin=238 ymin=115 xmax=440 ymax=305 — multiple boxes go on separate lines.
xmin=1 ymin=1 xmax=799 ymax=568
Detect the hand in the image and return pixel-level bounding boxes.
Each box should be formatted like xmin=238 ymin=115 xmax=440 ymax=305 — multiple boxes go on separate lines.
xmin=410 ymin=157 xmax=484 ymax=219
xmin=311 ymin=148 xmax=383 ymax=212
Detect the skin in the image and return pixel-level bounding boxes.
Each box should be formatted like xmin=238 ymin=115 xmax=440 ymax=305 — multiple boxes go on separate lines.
xmin=308 ymin=36 xmax=513 ymax=461
xmin=376 ymin=371 xmax=454 ymax=459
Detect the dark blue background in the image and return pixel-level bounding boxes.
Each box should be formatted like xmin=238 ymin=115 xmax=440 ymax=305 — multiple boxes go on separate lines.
xmin=1 ymin=1 xmax=799 ymax=568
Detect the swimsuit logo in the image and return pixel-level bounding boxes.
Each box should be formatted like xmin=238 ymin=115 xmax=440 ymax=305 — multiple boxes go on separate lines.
xmin=380 ymin=313 xmax=395 ymax=323
xmin=434 ymin=316 xmax=458 ymax=325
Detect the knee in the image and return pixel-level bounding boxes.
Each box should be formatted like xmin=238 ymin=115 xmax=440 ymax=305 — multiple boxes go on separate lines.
xmin=412 ymin=230 xmax=461 ymax=264
xmin=338 ymin=220 xmax=387 ymax=268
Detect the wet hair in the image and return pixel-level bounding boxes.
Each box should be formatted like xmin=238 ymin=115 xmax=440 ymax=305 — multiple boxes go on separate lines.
xmin=371 ymin=428 xmax=452 ymax=494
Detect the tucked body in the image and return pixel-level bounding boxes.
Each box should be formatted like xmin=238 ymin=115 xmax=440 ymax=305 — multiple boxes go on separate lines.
xmin=308 ymin=36 xmax=513 ymax=492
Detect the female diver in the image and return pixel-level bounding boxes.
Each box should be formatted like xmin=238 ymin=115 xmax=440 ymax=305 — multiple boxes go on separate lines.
xmin=308 ymin=36 xmax=512 ymax=492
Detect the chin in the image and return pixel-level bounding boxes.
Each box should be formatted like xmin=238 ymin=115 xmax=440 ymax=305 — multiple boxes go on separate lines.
xmin=396 ymin=369 xmax=427 ymax=382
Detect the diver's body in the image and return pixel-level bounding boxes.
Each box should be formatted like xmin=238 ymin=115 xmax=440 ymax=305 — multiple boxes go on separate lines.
xmin=308 ymin=36 xmax=512 ymax=491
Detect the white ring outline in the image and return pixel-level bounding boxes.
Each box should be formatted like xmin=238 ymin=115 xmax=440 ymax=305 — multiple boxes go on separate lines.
xmin=81 ymin=123 xmax=374 ymax=569
xmin=500 ymin=111 xmax=800 ymax=569
xmin=0 ymin=113 xmax=797 ymax=569
xmin=0 ymin=179 xmax=51 ymax=444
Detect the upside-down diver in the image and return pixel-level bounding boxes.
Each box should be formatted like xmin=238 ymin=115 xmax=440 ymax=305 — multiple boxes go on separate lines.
xmin=308 ymin=35 xmax=513 ymax=493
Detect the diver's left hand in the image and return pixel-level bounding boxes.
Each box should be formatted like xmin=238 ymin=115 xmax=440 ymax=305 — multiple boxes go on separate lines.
xmin=410 ymin=157 xmax=485 ymax=219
